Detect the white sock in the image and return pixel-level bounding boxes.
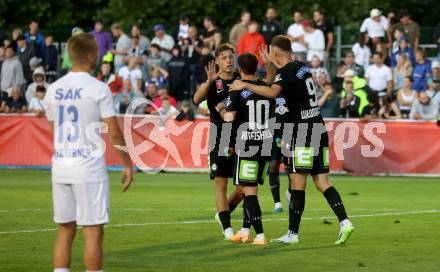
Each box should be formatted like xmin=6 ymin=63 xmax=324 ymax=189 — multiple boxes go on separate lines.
xmin=224 ymin=227 xmax=234 ymax=238
xmin=255 ymin=233 xmax=265 ymax=240
xmin=240 ymin=228 xmax=250 ymax=235
xmin=275 ymin=202 xmax=282 ymax=209
xmin=54 ymin=269 xmax=70 ymax=272
xmin=340 ymin=219 xmax=352 ymax=227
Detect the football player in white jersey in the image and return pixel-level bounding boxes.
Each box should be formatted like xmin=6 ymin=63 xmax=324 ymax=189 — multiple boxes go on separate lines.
xmin=44 ymin=33 xmax=133 ymax=272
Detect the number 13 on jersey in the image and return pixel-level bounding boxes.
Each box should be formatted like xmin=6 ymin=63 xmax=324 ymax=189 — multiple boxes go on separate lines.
xmin=57 ymin=105 xmax=80 ymax=143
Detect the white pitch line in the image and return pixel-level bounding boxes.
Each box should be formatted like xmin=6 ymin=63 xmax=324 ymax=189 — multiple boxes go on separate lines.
xmin=0 ymin=209 xmax=438 ymax=235
xmin=0 ymin=207 xmax=402 ymax=213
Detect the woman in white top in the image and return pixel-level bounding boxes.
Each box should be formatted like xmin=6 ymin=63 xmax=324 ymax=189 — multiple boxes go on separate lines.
xmin=397 ymin=76 xmax=417 ymax=118
xmin=352 ymin=32 xmax=371 ymax=70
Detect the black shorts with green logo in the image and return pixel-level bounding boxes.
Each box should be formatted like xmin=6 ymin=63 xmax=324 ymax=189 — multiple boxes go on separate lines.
xmin=209 ymin=148 xmax=235 ymax=180
xmin=233 ymin=155 xmax=271 ymax=187
xmin=288 ymin=129 xmax=330 ymax=176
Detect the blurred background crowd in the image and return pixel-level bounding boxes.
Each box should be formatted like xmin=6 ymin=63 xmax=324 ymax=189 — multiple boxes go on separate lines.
xmin=1 ymin=3 xmax=440 ymax=122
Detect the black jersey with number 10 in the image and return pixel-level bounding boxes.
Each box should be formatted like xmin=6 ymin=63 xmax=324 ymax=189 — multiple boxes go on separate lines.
xmin=225 ymin=79 xmax=275 ymax=154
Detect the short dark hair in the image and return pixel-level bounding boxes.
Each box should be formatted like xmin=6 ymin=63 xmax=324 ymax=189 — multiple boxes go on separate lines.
xmin=237 ymin=53 xmax=258 ymax=75
xmin=270 ymin=35 xmax=291 ymax=52
xmin=16 ymin=34 xmax=26 ymax=41
xmin=36 ymin=85 xmax=46 ymax=93
xmin=111 ymin=23 xmax=122 ymax=30
xmin=214 ymin=43 xmax=234 ymax=57
xmin=6 ymin=43 xmax=17 ymax=53
xmin=416 ymin=48 xmax=425 ymax=58
xmin=241 ymin=10 xmax=250 ymax=17
xmin=398 ymin=9 xmax=410 ymax=19
xmin=150 ymin=43 xmax=161 ymax=50
xmin=373 ymin=51 xmax=383 ymax=58
xmin=314 ymin=8 xmax=326 ymax=15
xmin=204 ymin=16 xmax=215 ymax=24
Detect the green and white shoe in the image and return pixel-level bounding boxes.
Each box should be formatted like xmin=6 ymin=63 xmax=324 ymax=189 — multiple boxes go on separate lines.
xmin=270 ymin=231 xmax=299 ymax=244
xmin=335 ymin=222 xmax=354 ymax=245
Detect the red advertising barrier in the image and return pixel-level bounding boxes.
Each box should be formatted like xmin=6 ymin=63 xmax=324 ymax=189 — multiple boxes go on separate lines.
xmin=0 ymin=114 xmax=439 ymax=175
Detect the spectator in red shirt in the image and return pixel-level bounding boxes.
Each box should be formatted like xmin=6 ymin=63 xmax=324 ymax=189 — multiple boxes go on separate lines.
xmin=237 ymin=20 xmax=265 ymax=63
xmin=96 ymin=62 xmax=123 ymax=96
xmin=152 ymin=86 xmax=177 ymax=110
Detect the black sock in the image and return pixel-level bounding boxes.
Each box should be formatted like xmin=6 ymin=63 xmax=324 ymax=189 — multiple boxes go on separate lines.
xmin=269 ymin=172 xmax=281 ymax=203
xmin=288 ymin=190 xmax=305 ymax=234
xmin=229 ymin=203 xmax=237 ymax=213
xmin=244 ymin=195 xmax=263 ymax=234
xmin=323 ymin=186 xmax=348 ymax=222
xmin=286 ymin=169 xmax=292 ymax=190
xmin=242 ymin=202 xmax=251 ymax=229
xmin=218 ymin=210 xmax=231 ymax=230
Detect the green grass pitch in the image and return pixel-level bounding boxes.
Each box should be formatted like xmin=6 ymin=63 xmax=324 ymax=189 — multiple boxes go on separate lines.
xmin=0 ymin=169 xmax=439 ymax=272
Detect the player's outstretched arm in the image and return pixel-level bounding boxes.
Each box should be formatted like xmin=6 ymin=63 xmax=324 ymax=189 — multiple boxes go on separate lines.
xmin=193 ymin=60 xmax=217 ymax=104
xmin=229 ymin=80 xmax=281 ymax=98
xmin=258 ymin=44 xmax=277 ymax=84
xmin=103 ymin=116 xmax=133 ymax=192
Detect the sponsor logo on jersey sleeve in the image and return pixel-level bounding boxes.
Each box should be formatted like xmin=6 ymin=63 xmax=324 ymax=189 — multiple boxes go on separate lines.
xmin=296 ymin=66 xmax=311 ymax=79
xmin=274 ymin=73 xmax=282 ymax=83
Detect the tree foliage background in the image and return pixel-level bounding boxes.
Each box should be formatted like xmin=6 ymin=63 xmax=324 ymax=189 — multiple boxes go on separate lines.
xmin=1 ymin=0 xmax=439 ymax=40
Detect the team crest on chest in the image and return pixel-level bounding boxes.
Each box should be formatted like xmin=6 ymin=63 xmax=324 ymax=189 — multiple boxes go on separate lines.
xmin=215 ymin=80 xmax=224 ymax=92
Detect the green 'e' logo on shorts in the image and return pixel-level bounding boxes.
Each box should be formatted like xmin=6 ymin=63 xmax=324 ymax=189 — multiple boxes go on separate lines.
xmin=323 ymin=147 xmax=329 ymax=167
xmin=294 ymin=147 xmax=314 ymax=168
xmin=239 ymin=160 xmax=258 ymax=180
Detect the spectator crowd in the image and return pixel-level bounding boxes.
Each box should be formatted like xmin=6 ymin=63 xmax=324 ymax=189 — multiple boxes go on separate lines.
xmin=0 ymin=7 xmax=439 ymax=121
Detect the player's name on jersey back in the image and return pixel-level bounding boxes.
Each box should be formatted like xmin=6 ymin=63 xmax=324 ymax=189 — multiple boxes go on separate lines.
xmin=300 ymin=107 xmax=321 ymax=120
xmin=240 ymin=129 xmax=273 ymax=141
xmin=54 ymin=88 xmax=83 ymax=100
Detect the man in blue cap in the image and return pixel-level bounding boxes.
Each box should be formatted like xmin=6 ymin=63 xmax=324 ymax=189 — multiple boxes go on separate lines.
xmin=151 ymin=24 xmax=175 ymax=62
